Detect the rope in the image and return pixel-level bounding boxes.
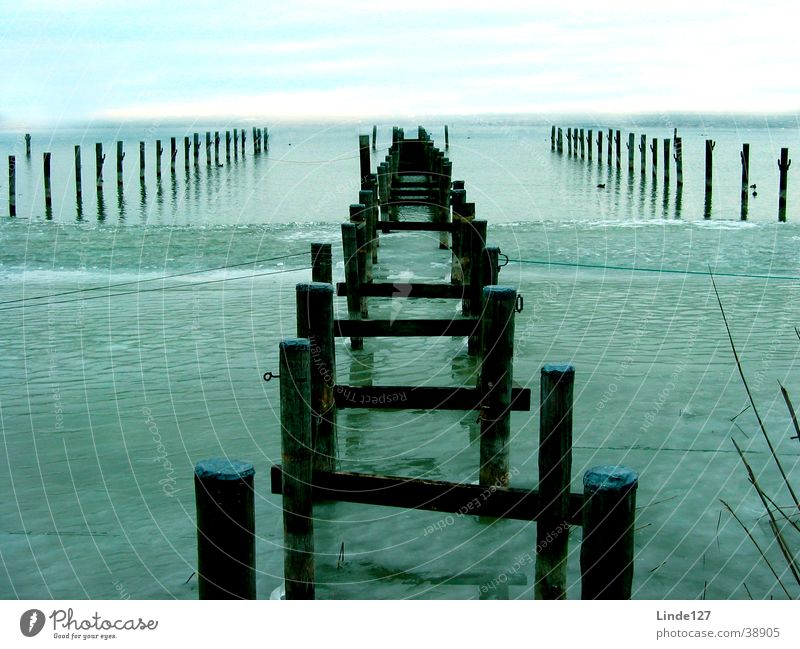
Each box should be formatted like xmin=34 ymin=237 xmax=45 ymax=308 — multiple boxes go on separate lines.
xmin=506 ymin=258 xmax=800 ymax=282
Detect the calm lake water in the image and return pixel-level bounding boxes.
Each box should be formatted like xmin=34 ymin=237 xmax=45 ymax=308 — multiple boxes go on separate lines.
xmin=1 ymin=117 xmax=799 ymax=599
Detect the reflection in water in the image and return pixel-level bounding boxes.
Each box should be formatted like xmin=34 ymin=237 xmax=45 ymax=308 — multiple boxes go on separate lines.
xmin=662 ymin=183 xmax=670 ymax=218
xmin=117 ymin=185 xmax=125 ymax=220
xmin=675 ymin=184 xmax=683 ymax=219
xmin=75 ymin=197 xmax=83 ymax=221
xmin=649 ymin=173 xmax=658 ymax=216
xmin=704 ymin=192 xmax=712 ymax=219
xmin=96 ymin=189 xmax=106 ymax=221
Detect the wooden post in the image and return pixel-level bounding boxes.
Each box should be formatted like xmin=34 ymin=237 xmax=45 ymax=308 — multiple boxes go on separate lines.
xmin=184 ymin=136 xmax=190 ymax=171
xmin=626 ymin=133 xmax=634 ymax=172
xmin=464 ymin=219 xmax=487 ymax=317
xmin=740 ymin=143 xmax=750 ymax=220
xmin=225 ymin=131 xmax=231 ymax=160
xmin=25 ymin=134 xmax=31 ymax=157
xmin=445 ymin=124 xmax=450 ymax=149
xmin=607 ymin=128 xmax=612 ymax=166
xmin=252 ymin=127 xmax=257 ymax=154
xmin=214 ymin=132 xmax=220 ymax=166
xmin=650 ymin=138 xmax=657 ymax=180
xmin=579 ymin=128 xmax=585 ymax=159
xmin=263 ymin=127 xmax=269 ymax=152
xmin=296 ymin=284 xmax=337 ymax=473
xmin=358 ymin=189 xmax=377 ymax=270
xmin=233 ymin=128 xmax=239 ymax=155
xmin=43 ymin=152 xmax=52 ymax=211
xmin=205 ymin=132 xmax=211 ymax=166
xmin=580 ymin=465 xmax=638 ymax=600
xmin=615 ymin=130 xmax=621 ymax=168
xmin=550 ymin=126 xmax=555 ymax=151
xmin=639 ymin=135 xmax=646 ymax=175
xmin=241 ymin=129 xmax=246 ymax=154
xmin=193 ymin=133 xmax=200 ymax=167
xmin=341 ymin=222 xmax=363 ymax=350
xmin=311 ymin=243 xmax=332 ymax=283
xmin=116 ymin=141 xmax=124 ymax=188
xmin=95 ymin=143 xmax=105 ymax=189
xmin=139 ymin=142 xmax=146 ymax=181
xmin=372 ymin=124 xmax=377 ymax=150
xmin=156 ymin=140 xmax=163 ymax=179
xmin=778 ymin=147 xmax=791 ymax=222
xmin=704 ymin=139 xmax=715 ymax=201
xmin=596 ymin=130 xmax=602 ymax=162
xmin=557 ymin=128 xmax=563 ymax=153
xmin=674 ymin=137 xmax=683 ymax=187
xmin=279 ymin=338 xmax=315 ymax=600
xmin=359 ymin=134 xmax=370 ymax=188
xmin=587 ymin=130 xmax=593 ymax=161
xmin=74 ymin=146 xmax=82 ymax=202
xmin=567 ymin=128 xmax=572 ymax=155
xmin=478 ymin=286 xmax=516 ymax=488
xmin=194 ymin=458 xmax=256 ymax=599
xmin=8 ymin=156 xmax=15 ymax=217
xmin=170 ymin=137 xmax=177 ymax=174
xmin=573 ymin=128 xmax=579 ymax=156
xmin=535 ymin=363 xmax=574 ymax=600
xmin=350 ymin=203 xmax=371 ymax=294
xmin=663 ymin=139 xmax=670 ymax=184
xmin=439 ymin=160 xmax=453 ymax=250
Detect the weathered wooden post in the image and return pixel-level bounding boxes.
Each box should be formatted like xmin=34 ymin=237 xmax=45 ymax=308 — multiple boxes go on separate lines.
xmin=445 ymin=124 xmax=450 ymax=149
xmin=214 ymin=132 xmax=220 ymax=166
xmin=551 ymin=126 xmax=555 ymax=151
xmin=25 ymin=134 xmax=31 ymax=157
xmin=296 ymin=283 xmax=337 ymax=473
xmin=535 ymin=363 xmax=574 ymax=600
xmin=193 ymin=133 xmax=200 ymax=167
xmin=279 ymin=338 xmax=315 ymax=600
xmin=478 ymin=286 xmax=516 ymax=488
xmin=8 ymin=156 xmax=15 ymax=217
xmin=225 ymin=131 xmax=231 ymax=160
xmin=205 ymin=132 xmax=212 ymax=166
xmin=372 ymin=124 xmax=377 ymax=150
xmin=156 ymin=140 xmax=163 ymax=179
xmin=74 ymin=146 xmax=82 ymax=201
xmin=587 ymin=130 xmax=593 ymax=161
xmin=626 ymin=133 xmax=634 ymax=172
xmin=341 ymin=222 xmax=363 ymax=350
xmin=663 ymin=139 xmax=670 ymax=184
xmin=567 ymin=128 xmax=572 ymax=155
xmin=350 ymin=203 xmax=371 ymax=291
xmin=615 ymin=130 xmax=621 ymax=168
xmin=573 ymin=128 xmax=579 ymax=156
xmin=233 ymin=128 xmax=239 ymax=155
xmin=580 ymin=465 xmax=638 ymax=599
xmin=311 ymin=243 xmax=332 ymax=283
xmin=170 ymin=137 xmax=177 ymax=174
xmin=596 ymin=130 xmax=602 ymax=162
xmin=358 ymin=189 xmax=377 ymax=271
xmin=579 ymin=128 xmax=585 ymax=159
xmin=264 ymin=128 xmax=269 ymax=152
xmin=43 ymin=152 xmax=52 ymax=211
xmin=704 ymin=139 xmax=715 ymax=202
xmin=607 ymin=128 xmax=612 ymax=166
xmin=116 ymin=141 xmax=125 ymax=188
xmin=95 ymin=143 xmax=105 ymax=189
xmin=557 ymin=128 xmax=563 ymax=153
xmin=778 ymin=147 xmax=791 ymax=222
xmin=639 ymin=135 xmax=646 ymax=175
xmin=139 ymin=142 xmax=146 ymax=181
xmin=674 ymin=137 xmax=683 ymax=187
xmin=359 ymin=134 xmax=370 ymax=188
xmin=194 ymin=458 xmax=256 ymax=599
xmin=241 ymin=129 xmax=246 ymax=155
xmin=464 ymin=219 xmax=487 ymax=319
xmin=740 ymin=143 xmax=750 ymax=219
xmin=650 ymin=138 xmax=657 ymax=180
xmin=252 ymin=127 xmax=257 ymax=154
xmin=184 ymin=136 xmax=190 ymax=171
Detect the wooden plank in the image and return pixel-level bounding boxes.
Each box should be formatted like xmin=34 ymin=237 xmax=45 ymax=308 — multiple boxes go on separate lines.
xmin=334 ymin=385 xmax=531 ymax=411
xmin=270 ymin=466 xmax=584 ymax=525
xmin=336 ymin=282 xmax=464 ymax=299
xmin=334 ymin=318 xmax=479 ymax=338
xmin=377 ymin=221 xmax=455 ymax=232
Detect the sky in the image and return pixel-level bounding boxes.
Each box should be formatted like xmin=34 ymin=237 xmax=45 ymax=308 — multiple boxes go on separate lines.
xmin=1 ymin=0 xmax=798 ymax=124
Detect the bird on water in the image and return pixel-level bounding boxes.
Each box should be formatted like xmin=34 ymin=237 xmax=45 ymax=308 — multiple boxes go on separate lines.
xmin=597 ymin=183 xmax=606 ymax=189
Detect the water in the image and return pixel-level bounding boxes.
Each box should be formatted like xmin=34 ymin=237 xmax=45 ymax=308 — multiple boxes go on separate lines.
xmin=1 ymin=118 xmax=800 ymax=599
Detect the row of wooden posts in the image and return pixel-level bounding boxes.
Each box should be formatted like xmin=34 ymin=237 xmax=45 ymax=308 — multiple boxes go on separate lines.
xmin=192 ymin=127 xmax=639 ymax=600
xmin=552 ymin=125 xmax=791 ymax=221
xmin=6 ymin=128 xmax=268 ymax=217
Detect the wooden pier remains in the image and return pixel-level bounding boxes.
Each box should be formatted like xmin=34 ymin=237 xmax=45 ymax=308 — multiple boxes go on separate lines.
xmin=262 ymin=127 xmax=638 ymax=600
